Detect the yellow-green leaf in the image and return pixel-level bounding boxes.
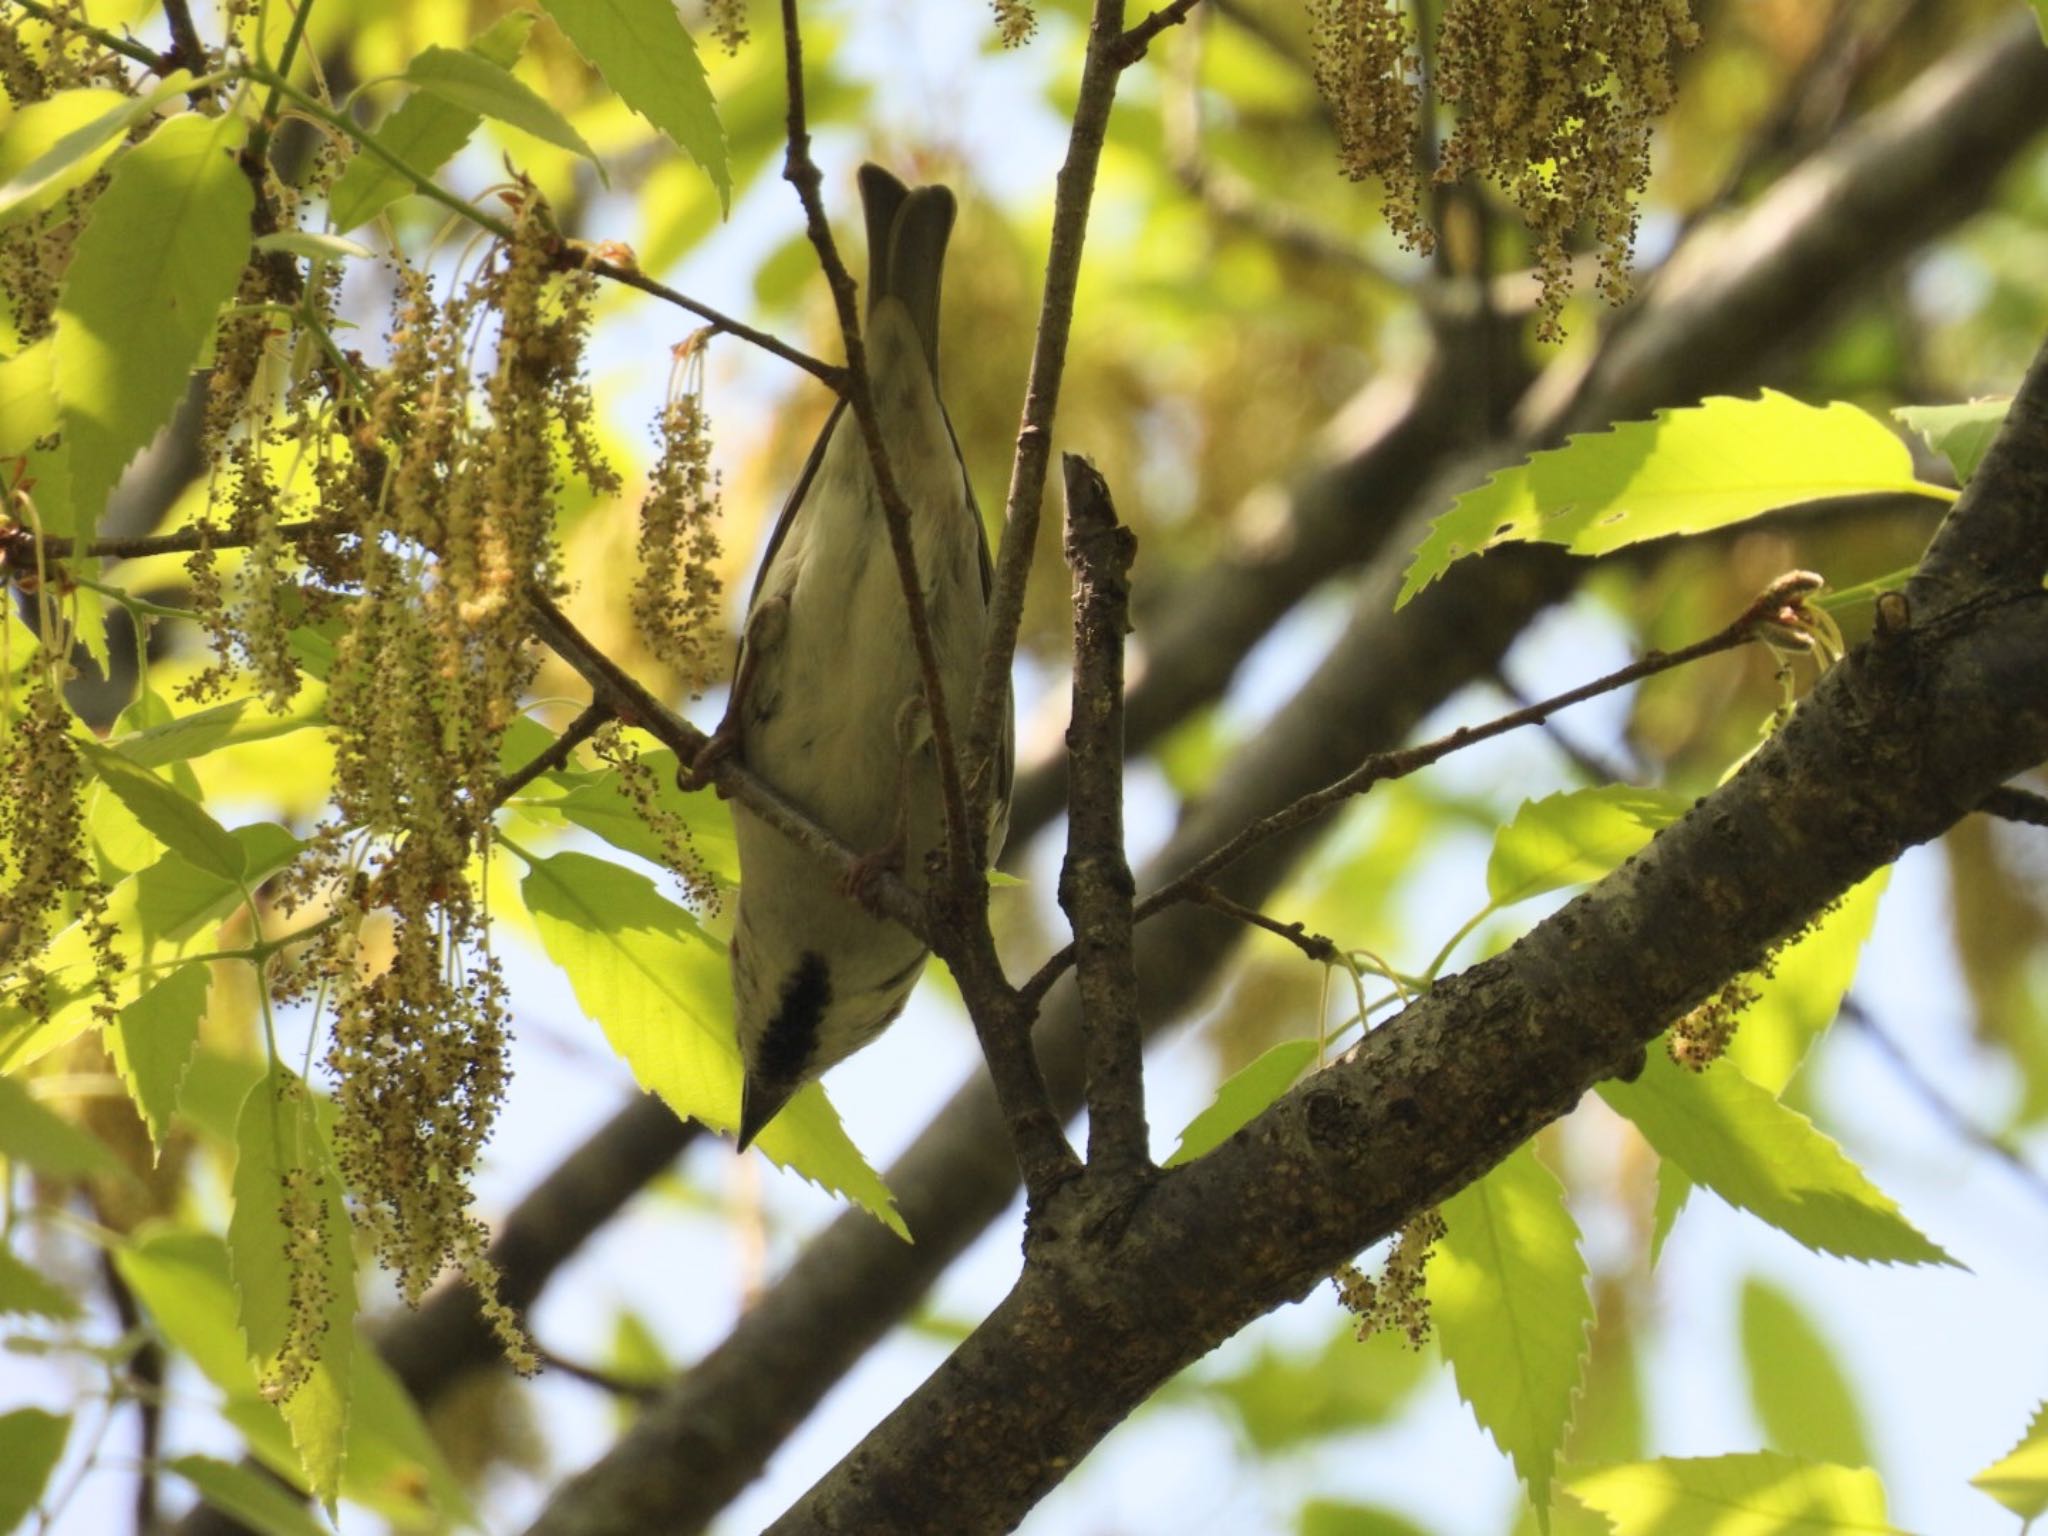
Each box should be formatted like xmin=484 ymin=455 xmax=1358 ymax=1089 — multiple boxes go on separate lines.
xmin=1487 ymin=788 xmax=1688 ymax=908
xmin=1600 ymin=1055 xmax=1950 ymax=1267
xmin=402 ymin=46 xmax=601 ymax=170
xmin=1164 ymin=1038 xmax=1319 ymax=1167
xmin=164 ymin=1455 xmax=332 ymax=1536
xmin=227 ymin=1068 xmax=355 ymax=1509
xmin=0 ymin=1409 xmax=69 ymax=1534
xmin=0 ymin=335 xmax=55 ymax=456
xmin=83 ymin=743 xmax=246 ymax=880
xmin=1738 ymin=1277 xmax=1871 ymax=1468
xmin=327 ymin=12 xmax=534 ymax=232
xmin=107 ymin=963 xmax=211 ymax=1158
xmin=516 ymin=849 xmax=905 ymax=1237
xmin=1434 ymin=1144 xmax=1593 ymax=1531
xmin=1567 ymin=1452 xmax=1901 ymax=1535
xmin=53 ymin=109 xmax=252 ymax=539
xmin=1894 ymin=399 xmax=2009 ymax=487
xmin=538 ymin=0 xmax=730 ymax=208
xmin=111 ymin=693 xmax=326 ymax=770
xmin=1973 ymin=1400 xmax=2048 ymax=1522
xmin=0 ymin=1072 xmax=120 ymax=1178
xmin=1399 ymin=394 xmax=1936 ymax=608
xmin=1724 ymin=871 xmax=1887 ymax=1095
xmin=0 ymin=1246 xmax=80 ymax=1320
xmin=0 ymin=79 xmax=188 ymax=225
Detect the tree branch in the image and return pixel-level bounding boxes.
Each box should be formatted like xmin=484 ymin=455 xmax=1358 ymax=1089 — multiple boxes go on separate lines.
xmin=1981 ymin=784 xmax=2048 ymax=829
xmin=1056 ymin=456 xmax=1148 ymax=1173
xmin=494 ymin=703 xmax=613 ymax=803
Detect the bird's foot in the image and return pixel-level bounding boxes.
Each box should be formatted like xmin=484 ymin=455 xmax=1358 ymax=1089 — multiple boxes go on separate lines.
xmin=678 ymin=721 xmax=739 ymax=795
xmin=840 ymin=834 xmax=906 ymax=914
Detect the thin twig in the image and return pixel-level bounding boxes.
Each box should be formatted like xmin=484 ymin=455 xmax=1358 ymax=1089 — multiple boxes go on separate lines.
xmin=775 ymin=0 xmax=973 ymax=887
xmin=1116 ymin=0 xmax=1205 ymax=64
xmin=1020 ymin=572 xmax=1810 ymax=1005
xmin=966 ymin=0 xmax=1135 ymax=829
xmin=527 ymin=592 xmax=927 ymax=940
xmin=1981 ymin=784 xmax=2048 ymax=829
xmin=1056 ymin=456 xmax=1148 ymax=1173
xmin=1840 ymin=997 xmax=2048 ymax=1213
xmin=494 ymin=702 xmax=613 ymax=804
xmin=535 ymin=1346 xmax=664 ymax=1403
xmin=1186 ymin=883 xmax=1338 ymax=965
xmin=569 ymin=251 xmax=843 ymax=388
xmin=10 ymin=0 xmax=166 ymax=71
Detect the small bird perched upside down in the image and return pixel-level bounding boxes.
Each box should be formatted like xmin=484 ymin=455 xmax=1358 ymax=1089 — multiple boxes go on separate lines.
xmin=714 ymin=164 xmax=1011 ymax=1152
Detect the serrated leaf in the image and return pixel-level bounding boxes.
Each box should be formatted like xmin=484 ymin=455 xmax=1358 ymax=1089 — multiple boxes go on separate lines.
xmin=107 ymin=963 xmax=211 ymax=1158
xmin=1434 ymin=1144 xmax=1593 ymax=1531
xmin=0 ymin=1409 xmax=69 ymax=1533
xmin=1725 ymin=871 xmax=1887 ymax=1095
xmin=1973 ymin=1401 xmax=2048 ymax=1521
xmin=0 ymin=335 xmax=56 ymax=456
xmin=1738 ymin=1277 xmax=1871 ymax=1467
xmin=1210 ymin=1324 xmax=1430 ymax=1454
xmin=538 ymin=0 xmax=729 ymax=208
xmin=526 ymin=746 xmax=738 ymax=884
xmin=1165 ymin=1038 xmax=1319 ymax=1167
xmin=1567 ymin=1452 xmax=1901 ymax=1535
xmin=0 ymin=1072 xmax=120 ymax=1178
xmin=111 ymin=694 xmax=326 ymax=769
xmin=516 ymin=849 xmax=904 ymax=1236
xmin=1298 ymin=1499 xmax=1433 ymax=1536
xmin=117 ymin=1226 xmax=464 ymax=1527
xmin=82 ymin=744 xmax=246 ymax=880
xmin=403 ymin=46 xmax=601 ymax=170
xmin=227 ymin=1067 xmax=355 ymax=1509
xmin=53 ymin=110 xmax=252 ymax=539
xmin=0 ymin=77 xmax=190 ymax=225
xmin=1893 ymin=399 xmax=2009 ymax=486
xmin=328 ymin=12 xmax=534 ymax=232
xmin=1399 ymin=394 xmax=1934 ymax=607
xmin=1649 ymin=1161 xmax=1690 ymax=1267
xmin=1599 ymin=1055 xmax=1950 ymax=1267
xmin=165 ymin=1456 xmax=332 ymax=1536
xmin=1487 ymin=789 xmax=1689 ymax=907
xmin=0 ymin=1247 xmax=80 ymax=1320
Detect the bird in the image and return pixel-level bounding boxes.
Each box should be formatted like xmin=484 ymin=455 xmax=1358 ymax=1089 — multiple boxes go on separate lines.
xmin=715 ymin=164 xmax=1011 ymax=1153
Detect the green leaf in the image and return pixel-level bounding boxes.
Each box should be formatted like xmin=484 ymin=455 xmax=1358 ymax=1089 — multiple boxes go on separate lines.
xmin=1566 ymin=1453 xmax=1901 ymax=1535
xmin=537 ymin=0 xmax=730 ymax=208
xmin=165 ymin=1456 xmax=333 ymax=1536
xmin=250 ymin=231 xmax=372 ymax=262
xmin=1738 ymin=1277 xmax=1871 ymax=1467
xmin=402 ymin=46 xmax=602 ymax=169
xmin=516 ymin=848 xmax=904 ymax=1236
xmin=0 ymin=1246 xmax=80 ymax=1320
xmin=0 ymin=336 xmax=56 ymax=456
xmin=1724 ymin=871 xmax=1887 ymax=1095
xmin=327 ymin=12 xmax=534 ymax=232
xmin=0 ymin=1409 xmax=69 ymax=1533
xmin=227 ymin=1067 xmax=355 ymax=1509
xmin=1164 ymin=1038 xmax=1319 ymax=1167
xmin=1599 ymin=1055 xmax=1951 ymax=1267
xmin=111 ymin=694 xmax=326 ymax=769
xmin=1974 ymin=1401 xmax=2048 ymax=1522
xmin=1399 ymin=394 xmax=1933 ymax=607
xmin=107 ymin=963 xmax=211 ymax=1158
xmin=529 ymin=747 xmax=738 ymax=885
xmin=82 ymin=743 xmax=246 ymax=880
xmin=1649 ymin=1161 xmax=1690 ymax=1267
xmin=117 ymin=1226 xmax=461 ymax=1527
xmin=0 ymin=78 xmax=190 ymax=225
xmin=1434 ymin=1144 xmax=1592 ymax=1531
xmin=1298 ymin=1500 xmax=1433 ymax=1536
xmin=0 ymin=1072 xmax=120 ymax=1177
xmin=1487 ymin=789 xmax=1689 ymax=907
xmin=1209 ymin=1324 xmax=1430 ymax=1453
xmin=53 ymin=109 xmax=253 ymax=540
xmin=1894 ymin=400 xmax=2009 ymax=486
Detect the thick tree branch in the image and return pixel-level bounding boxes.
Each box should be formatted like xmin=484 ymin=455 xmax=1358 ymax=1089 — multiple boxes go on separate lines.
xmin=766 ymin=346 xmax=2048 ymax=1536
xmin=1056 ymin=456 xmax=1147 ymax=1172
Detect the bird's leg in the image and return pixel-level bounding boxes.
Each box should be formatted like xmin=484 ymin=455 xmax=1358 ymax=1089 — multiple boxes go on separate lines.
xmin=681 ymin=597 xmax=786 ymax=793
xmin=843 ymin=695 xmax=926 ymax=912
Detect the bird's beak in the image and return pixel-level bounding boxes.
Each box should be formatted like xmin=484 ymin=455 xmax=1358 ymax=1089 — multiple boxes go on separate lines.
xmin=736 ymin=1075 xmax=797 ymax=1152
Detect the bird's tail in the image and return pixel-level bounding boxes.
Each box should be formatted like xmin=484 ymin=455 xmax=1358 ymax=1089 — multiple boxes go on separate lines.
xmin=859 ymin=163 xmax=954 ymax=381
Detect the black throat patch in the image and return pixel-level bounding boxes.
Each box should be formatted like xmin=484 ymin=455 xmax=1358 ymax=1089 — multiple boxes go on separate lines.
xmin=758 ymin=950 xmax=832 ymax=1084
